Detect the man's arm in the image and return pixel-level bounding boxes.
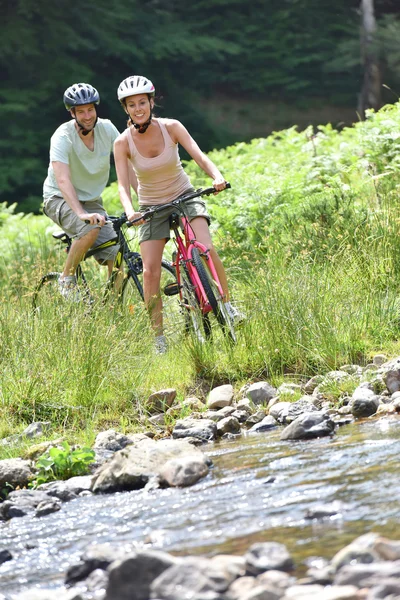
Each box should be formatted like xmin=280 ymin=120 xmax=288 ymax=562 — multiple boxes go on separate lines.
xmin=52 ymin=161 xmax=105 ymax=226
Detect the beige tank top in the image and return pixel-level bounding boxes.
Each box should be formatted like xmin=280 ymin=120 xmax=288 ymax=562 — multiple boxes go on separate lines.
xmin=124 ymin=119 xmax=192 ymax=206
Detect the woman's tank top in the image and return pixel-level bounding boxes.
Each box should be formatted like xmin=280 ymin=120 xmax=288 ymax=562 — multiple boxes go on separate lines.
xmin=124 ymin=119 xmax=192 ymax=206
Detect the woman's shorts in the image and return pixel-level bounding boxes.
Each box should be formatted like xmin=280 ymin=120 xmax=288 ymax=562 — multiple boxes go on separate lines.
xmin=43 ymin=195 xmax=119 ymax=262
xmin=138 ymin=198 xmax=210 ymax=244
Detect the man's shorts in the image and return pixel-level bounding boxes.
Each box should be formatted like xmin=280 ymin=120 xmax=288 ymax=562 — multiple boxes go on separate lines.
xmin=43 ymin=195 xmax=119 ymax=262
xmin=138 ymin=197 xmax=210 ymax=244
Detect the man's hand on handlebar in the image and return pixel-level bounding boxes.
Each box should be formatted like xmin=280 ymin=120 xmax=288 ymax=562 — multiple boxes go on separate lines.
xmin=81 ymin=212 xmax=106 ymax=226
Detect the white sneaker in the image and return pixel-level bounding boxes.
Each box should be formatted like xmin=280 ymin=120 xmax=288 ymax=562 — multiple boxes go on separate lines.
xmin=58 ymin=275 xmax=81 ymax=303
xmin=224 ymin=302 xmax=246 ymax=325
xmin=155 ymin=335 xmax=168 ymax=355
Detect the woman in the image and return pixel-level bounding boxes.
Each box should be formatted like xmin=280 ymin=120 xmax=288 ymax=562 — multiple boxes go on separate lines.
xmin=114 ymin=75 xmax=240 ymax=353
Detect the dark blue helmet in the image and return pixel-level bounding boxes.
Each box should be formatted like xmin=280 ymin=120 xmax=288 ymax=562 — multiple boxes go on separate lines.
xmin=63 ymin=83 xmax=100 ymax=110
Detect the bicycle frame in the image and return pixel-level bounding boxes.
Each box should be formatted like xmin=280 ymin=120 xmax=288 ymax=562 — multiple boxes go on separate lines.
xmin=64 ymin=216 xmax=145 ymax=298
xmin=137 ymin=184 xmax=231 ymax=317
xmin=171 ymin=213 xmax=223 ymax=316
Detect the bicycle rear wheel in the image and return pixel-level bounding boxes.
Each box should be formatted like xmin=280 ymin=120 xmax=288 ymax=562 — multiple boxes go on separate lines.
xmin=191 ymin=247 xmax=236 ymax=342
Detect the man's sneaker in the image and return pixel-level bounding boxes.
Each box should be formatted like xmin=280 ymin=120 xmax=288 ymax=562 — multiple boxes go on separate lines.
xmin=155 ymin=334 xmax=168 ymax=355
xmin=224 ymin=302 xmax=246 ymax=325
xmin=58 ymin=275 xmax=81 ymax=303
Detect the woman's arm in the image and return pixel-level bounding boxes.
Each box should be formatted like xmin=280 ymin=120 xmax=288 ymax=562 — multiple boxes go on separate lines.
xmin=167 ymin=120 xmax=226 ymax=190
xmin=114 ymin=136 xmax=142 ymax=222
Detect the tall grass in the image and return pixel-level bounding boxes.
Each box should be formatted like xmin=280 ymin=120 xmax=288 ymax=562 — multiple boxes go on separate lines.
xmin=3 ymin=103 xmax=400 ymax=456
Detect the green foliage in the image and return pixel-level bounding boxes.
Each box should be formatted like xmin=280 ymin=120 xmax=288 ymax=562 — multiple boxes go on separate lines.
xmin=31 ymin=442 xmax=95 ymax=487
xmin=3 ymin=99 xmax=400 ymax=459
xmin=3 ymin=0 xmax=400 ymax=212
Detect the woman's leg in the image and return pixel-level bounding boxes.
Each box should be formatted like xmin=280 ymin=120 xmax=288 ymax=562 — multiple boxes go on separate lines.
xmin=189 ymin=217 xmax=230 ymax=301
xmin=140 ymin=238 xmax=167 ymax=335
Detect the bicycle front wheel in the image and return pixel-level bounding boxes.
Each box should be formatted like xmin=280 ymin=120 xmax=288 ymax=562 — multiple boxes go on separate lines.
xmin=32 ymin=271 xmax=92 ymax=318
xmin=32 ymin=272 xmax=62 ymax=316
xmin=191 ymin=248 xmax=236 ymax=342
xmin=121 ymin=261 xmax=184 ymax=336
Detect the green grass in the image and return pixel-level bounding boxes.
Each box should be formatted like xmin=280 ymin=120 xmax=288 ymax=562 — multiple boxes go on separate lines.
xmin=3 ymin=101 xmax=400 ymax=459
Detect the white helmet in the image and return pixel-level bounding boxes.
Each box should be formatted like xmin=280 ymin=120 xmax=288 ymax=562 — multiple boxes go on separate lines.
xmin=117 ymin=76 xmax=155 ymax=101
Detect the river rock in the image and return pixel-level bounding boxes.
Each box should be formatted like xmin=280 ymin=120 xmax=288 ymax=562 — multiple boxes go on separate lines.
xmin=13 ymin=590 xmax=83 ymax=600
xmin=365 ymin=578 xmax=400 ymax=598
xmin=0 ymin=458 xmax=33 ymax=489
xmin=210 ymin=554 xmax=246 ymax=580
xmin=207 ymin=384 xmax=234 ymax=409
xmin=38 ymin=475 xmax=92 ymax=501
xmin=228 ymin=576 xmax=259 ymax=599
xmin=380 ymin=356 xmax=400 ymax=393
xmin=284 ymin=397 xmax=319 ymax=424
xmin=246 ymin=410 xmax=268 ymax=426
xmin=146 ymin=388 xmax=177 ymax=413
xmin=282 ymin=584 xmax=359 ymax=599
xmin=66 ymin=543 xmax=125 ymax=585
xmin=150 ymin=556 xmax=232 ymax=600
xmin=35 ymin=498 xmax=61 ymax=517
xmin=304 ymin=375 xmax=325 ymax=395
xmin=159 ymin=455 xmax=209 ymax=487
xmin=373 ymin=537 xmax=400 ymax=560
xmin=0 ymin=549 xmax=12 ymax=564
xmin=172 ymin=417 xmax=217 ymax=442
xmin=280 ymin=412 xmax=335 ymax=441
xmin=350 ymin=395 xmax=380 ymax=418
xmin=246 ymin=382 xmax=278 ymax=406
xmin=248 ymin=415 xmax=278 ymax=433
xmin=268 ymin=402 xmax=291 ymax=423
xmin=0 ymin=489 xmax=52 ymax=520
xmin=105 ymin=550 xmax=178 ymax=600
xmin=91 ymin=437 xmax=209 ymax=493
xmin=373 ymin=354 xmax=387 ymax=366
xmin=334 ymin=561 xmax=400 ymax=587
xmin=245 ymin=542 xmax=294 ymax=575
xmin=217 ymin=416 xmax=241 ymax=436
xmin=0 ymin=422 xmax=52 ymax=447
xmin=94 ymin=429 xmax=133 ymax=452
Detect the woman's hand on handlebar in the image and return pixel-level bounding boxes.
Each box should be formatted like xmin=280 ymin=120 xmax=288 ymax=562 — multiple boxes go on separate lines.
xmin=212 ymin=178 xmax=228 ymax=194
xmin=127 ymin=210 xmax=146 ymax=226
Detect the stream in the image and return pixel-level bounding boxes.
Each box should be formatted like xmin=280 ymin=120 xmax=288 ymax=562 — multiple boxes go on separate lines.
xmin=1 ymin=416 xmax=400 ymax=596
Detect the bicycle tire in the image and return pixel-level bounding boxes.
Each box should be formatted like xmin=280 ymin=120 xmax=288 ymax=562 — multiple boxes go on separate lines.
xmin=120 ymin=260 xmax=184 ymax=336
xmin=32 ymin=272 xmax=61 ymax=315
xmin=32 ymin=271 xmax=92 ymax=317
xmin=179 ymin=266 xmax=210 ymax=343
xmin=191 ymin=247 xmax=236 ymax=342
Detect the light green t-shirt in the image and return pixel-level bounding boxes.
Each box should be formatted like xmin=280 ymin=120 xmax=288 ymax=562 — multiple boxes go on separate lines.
xmin=43 ymin=118 xmax=119 ymax=202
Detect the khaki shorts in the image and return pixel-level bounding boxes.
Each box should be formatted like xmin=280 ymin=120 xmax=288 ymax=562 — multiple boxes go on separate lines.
xmin=43 ymin=195 xmax=119 ymax=262
xmin=138 ymin=198 xmax=210 ymax=244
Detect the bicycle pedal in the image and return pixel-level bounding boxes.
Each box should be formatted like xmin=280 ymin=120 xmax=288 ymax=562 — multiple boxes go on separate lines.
xmin=164 ymin=282 xmax=180 ymax=296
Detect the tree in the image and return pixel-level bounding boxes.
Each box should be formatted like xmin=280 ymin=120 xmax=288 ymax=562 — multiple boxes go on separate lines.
xmin=358 ymin=0 xmax=382 ymax=116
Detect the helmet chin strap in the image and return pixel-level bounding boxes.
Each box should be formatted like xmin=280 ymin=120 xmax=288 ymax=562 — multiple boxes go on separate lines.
xmin=133 ymin=110 xmax=153 ymax=134
xmin=72 ymin=108 xmax=98 ymax=136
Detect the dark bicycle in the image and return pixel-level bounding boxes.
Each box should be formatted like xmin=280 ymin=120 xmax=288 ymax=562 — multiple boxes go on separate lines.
xmin=32 ymin=214 xmax=178 ymax=322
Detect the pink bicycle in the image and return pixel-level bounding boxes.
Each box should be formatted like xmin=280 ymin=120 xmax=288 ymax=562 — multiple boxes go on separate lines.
xmin=136 ymin=184 xmax=237 ymax=343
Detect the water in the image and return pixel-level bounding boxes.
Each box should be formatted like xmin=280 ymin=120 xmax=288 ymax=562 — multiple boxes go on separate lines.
xmin=2 ymin=417 xmax=400 ymax=595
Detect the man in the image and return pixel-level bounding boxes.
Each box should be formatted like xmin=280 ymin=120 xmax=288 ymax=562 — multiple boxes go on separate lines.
xmin=43 ymin=82 xmax=121 ymax=300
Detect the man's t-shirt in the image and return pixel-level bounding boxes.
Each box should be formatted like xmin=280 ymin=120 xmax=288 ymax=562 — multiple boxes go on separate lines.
xmin=43 ymin=118 xmax=120 ymax=202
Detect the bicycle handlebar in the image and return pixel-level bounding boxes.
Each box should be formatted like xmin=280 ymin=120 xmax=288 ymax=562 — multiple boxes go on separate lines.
xmin=129 ymin=182 xmax=231 ymax=225
xmin=84 ymin=183 xmax=231 ymax=227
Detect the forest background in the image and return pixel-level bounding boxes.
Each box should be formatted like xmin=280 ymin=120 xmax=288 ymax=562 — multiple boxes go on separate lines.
xmin=2 ymin=0 xmax=400 ymax=214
